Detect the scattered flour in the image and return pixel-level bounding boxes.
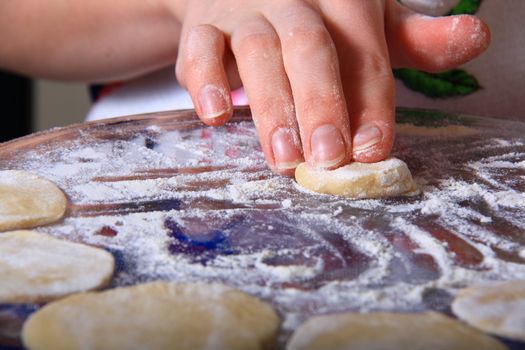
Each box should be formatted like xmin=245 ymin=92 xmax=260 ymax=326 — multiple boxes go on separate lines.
xmin=2 ymin=113 xmax=525 ymax=345
xmin=281 ymin=199 xmax=292 ymax=208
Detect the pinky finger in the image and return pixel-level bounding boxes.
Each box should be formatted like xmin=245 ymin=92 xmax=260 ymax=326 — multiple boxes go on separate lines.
xmin=176 ymin=24 xmax=232 ymax=126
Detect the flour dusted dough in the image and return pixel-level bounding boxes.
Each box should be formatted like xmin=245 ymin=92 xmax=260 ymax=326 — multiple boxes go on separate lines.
xmin=287 ymin=311 xmax=506 ymax=350
xmin=0 ymin=230 xmax=114 ymax=303
xmin=295 ymin=158 xmax=418 ymax=199
xmin=452 ymin=280 xmax=525 ymax=341
xmin=22 ymin=282 xmax=280 ymax=350
xmin=0 ymin=170 xmax=67 ymax=231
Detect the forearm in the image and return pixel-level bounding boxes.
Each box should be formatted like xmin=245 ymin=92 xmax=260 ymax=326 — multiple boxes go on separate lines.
xmin=0 ymin=0 xmax=184 ymax=82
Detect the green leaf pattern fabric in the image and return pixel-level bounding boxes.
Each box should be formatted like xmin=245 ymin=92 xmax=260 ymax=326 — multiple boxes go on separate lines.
xmin=393 ymin=69 xmax=481 ymax=98
xmin=447 ymin=0 xmax=482 ymax=15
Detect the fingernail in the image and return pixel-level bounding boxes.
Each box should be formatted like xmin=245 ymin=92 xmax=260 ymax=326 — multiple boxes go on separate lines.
xmin=310 ymin=124 xmax=346 ymax=168
xmin=272 ymin=128 xmax=303 ymax=170
xmin=353 ymin=125 xmax=382 ymax=154
xmin=198 ymin=84 xmax=229 ymax=119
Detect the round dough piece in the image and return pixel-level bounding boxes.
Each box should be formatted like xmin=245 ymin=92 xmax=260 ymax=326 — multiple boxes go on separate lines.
xmin=0 ymin=170 xmax=67 ymax=231
xmin=295 ymin=158 xmax=418 ymax=199
xmin=22 ymin=282 xmax=280 ymax=350
xmin=287 ymin=311 xmax=506 ymax=350
xmin=452 ymin=280 xmax=525 ymax=341
xmin=0 ymin=230 xmax=114 ymax=303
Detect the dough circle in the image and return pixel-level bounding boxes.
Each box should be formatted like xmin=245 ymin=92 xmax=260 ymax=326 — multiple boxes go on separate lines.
xmin=295 ymin=157 xmax=418 ymax=199
xmin=0 ymin=230 xmax=114 ymax=303
xmin=0 ymin=170 xmax=67 ymax=231
xmin=287 ymin=311 xmax=506 ymax=350
xmin=22 ymin=282 xmax=280 ymax=350
xmin=452 ymin=280 xmax=525 ymax=341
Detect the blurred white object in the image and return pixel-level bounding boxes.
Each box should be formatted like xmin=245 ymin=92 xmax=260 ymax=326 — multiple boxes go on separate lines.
xmin=400 ymin=0 xmax=460 ymax=16
xmin=86 ymin=67 xmax=192 ymax=121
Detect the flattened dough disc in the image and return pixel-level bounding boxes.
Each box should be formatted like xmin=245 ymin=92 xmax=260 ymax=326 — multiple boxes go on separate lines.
xmin=295 ymin=158 xmax=418 ymax=199
xmin=452 ymin=280 xmax=525 ymax=341
xmin=287 ymin=311 xmax=506 ymax=350
xmin=22 ymin=282 xmax=280 ymax=350
xmin=0 ymin=230 xmax=114 ymax=303
xmin=0 ymin=170 xmax=67 ymax=231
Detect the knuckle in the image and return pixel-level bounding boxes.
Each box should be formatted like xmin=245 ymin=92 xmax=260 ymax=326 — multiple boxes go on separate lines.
xmin=232 ymin=28 xmax=280 ymax=59
xmin=283 ymin=25 xmax=333 ymax=53
xmin=300 ymin=92 xmax=329 ymax=117
xmin=252 ymin=95 xmax=280 ymax=119
xmin=184 ymin=53 xmax=221 ymax=70
xmin=182 ymin=24 xmax=223 ymax=68
xmin=345 ymin=52 xmax=394 ymax=88
xmin=186 ymin=24 xmax=221 ymax=42
xmin=366 ymin=69 xmax=395 ymax=90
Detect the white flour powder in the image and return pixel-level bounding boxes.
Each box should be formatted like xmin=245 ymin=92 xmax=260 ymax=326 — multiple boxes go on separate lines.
xmin=2 ymin=113 xmax=525 ymax=342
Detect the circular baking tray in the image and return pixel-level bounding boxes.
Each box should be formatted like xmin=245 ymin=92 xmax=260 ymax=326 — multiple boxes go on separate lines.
xmin=1 ymin=107 xmax=524 ymax=348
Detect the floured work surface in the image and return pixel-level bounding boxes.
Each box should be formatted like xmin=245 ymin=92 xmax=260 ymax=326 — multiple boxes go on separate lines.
xmin=1 ymin=107 xmax=525 ymax=348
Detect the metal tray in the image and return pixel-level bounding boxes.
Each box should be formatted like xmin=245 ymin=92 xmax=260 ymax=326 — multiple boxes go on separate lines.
xmin=1 ymin=107 xmax=524 ymax=349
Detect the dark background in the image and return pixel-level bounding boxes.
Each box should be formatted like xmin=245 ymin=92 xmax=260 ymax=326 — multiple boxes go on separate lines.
xmin=0 ymin=70 xmax=32 ymax=142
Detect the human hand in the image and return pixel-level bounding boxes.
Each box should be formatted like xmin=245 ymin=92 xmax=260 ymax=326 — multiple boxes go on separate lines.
xmin=172 ymin=0 xmax=490 ymax=175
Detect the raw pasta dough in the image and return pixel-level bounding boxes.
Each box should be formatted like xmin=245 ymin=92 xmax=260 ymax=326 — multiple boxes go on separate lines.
xmin=0 ymin=170 xmax=67 ymax=231
xmin=22 ymin=282 xmax=280 ymax=350
xmin=295 ymin=157 xmax=418 ymax=199
xmin=287 ymin=311 xmax=506 ymax=350
xmin=452 ymin=280 xmax=525 ymax=341
xmin=0 ymin=230 xmax=114 ymax=303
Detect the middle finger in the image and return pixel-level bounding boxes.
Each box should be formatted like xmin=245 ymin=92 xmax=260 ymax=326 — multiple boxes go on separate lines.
xmin=268 ymin=1 xmax=352 ymax=169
